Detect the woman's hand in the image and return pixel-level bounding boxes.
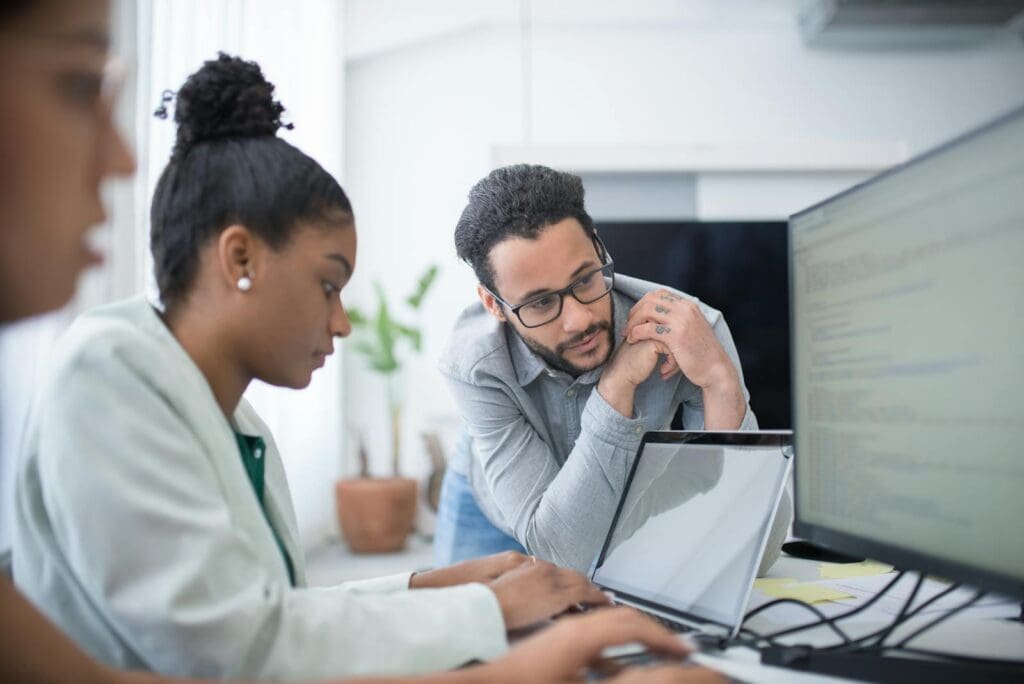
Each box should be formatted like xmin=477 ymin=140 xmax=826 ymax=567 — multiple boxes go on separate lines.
xmin=483 ymin=607 xmax=726 ymax=683
xmin=486 ymin=557 xmax=611 ymax=630
xmin=408 ymin=551 xmax=530 ymax=589
xmin=604 ymin=665 xmax=728 ymax=684
xmin=411 ymin=552 xmax=609 ymax=631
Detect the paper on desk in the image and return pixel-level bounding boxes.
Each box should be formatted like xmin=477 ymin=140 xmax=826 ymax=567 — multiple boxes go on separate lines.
xmin=818 ymin=560 xmax=894 ymax=579
xmin=816 ymin=574 xmax=1020 ymax=620
xmin=753 ymin=578 xmax=798 ymax=590
xmin=753 ymin=577 xmax=855 ymax=604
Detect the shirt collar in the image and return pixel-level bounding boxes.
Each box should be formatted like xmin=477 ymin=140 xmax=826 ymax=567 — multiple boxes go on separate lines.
xmin=508 ymin=289 xmax=630 ymax=387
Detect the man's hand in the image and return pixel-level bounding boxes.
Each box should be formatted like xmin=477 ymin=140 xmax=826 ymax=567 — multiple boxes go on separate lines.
xmin=598 ymin=337 xmax=671 ymax=418
xmin=484 ymin=607 xmax=726 ymax=683
xmin=409 ymin=551 xmax=529 ymax=589
xmin=625 ymin=290 xmax=746 ymax=429
xmin=486 ymin=557 xmax=611 ymax=630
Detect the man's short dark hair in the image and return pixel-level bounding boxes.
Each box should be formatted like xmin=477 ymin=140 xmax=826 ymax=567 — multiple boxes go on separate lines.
xmin=454 ymin=164 xmax=597 ymax=294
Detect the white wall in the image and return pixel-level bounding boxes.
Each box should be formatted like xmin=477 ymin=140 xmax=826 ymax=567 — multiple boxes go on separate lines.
xmin=341 ymin=0 xmax=1024 ymax=480
xmin=1 ymin=1 xmax=350 ymax=553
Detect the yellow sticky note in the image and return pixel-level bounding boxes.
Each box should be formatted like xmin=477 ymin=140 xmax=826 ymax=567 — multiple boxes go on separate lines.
xmin=754 ymin=577 xmax=799 ymax=591
xmin=755 ymin=580 xmax=855 ymax=604
xmin=818 ymin=561 xmax=895 ymax=580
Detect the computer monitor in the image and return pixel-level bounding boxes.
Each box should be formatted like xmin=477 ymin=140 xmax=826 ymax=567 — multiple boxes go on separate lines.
xmin=790 ymin=105 xmax=1024 ymax=601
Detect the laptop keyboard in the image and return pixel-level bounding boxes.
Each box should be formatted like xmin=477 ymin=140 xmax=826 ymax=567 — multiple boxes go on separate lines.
xmin=639 ymin=610 xmax=731 ymax=649
xmin=649 ymin=611 xmax=696 ymax=634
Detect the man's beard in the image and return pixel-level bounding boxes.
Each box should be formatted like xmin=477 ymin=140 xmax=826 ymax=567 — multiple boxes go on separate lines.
xmin=510 ymin=300 xmax=616 ymax=377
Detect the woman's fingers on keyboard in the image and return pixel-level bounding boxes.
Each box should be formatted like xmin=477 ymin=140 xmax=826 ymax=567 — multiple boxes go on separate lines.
xmin=605 ymin=663 xmax=727 ymax=684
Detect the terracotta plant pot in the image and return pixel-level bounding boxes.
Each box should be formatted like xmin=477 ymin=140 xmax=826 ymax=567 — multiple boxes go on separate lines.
xmin=335 ymin=477 xmax=418 ymax=553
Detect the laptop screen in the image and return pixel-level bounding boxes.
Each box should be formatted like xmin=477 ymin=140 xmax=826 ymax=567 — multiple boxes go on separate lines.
xmin=591 ymin=432 xmax=791 ymax=630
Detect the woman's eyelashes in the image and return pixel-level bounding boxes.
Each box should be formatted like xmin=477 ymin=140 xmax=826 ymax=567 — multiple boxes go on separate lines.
xmin=57 ymin=71 xmax=104 ymax=109
xmin=322 ymin=280 xmax=342 ymax=298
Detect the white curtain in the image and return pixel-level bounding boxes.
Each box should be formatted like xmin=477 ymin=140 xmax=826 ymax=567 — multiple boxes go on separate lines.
xmin=0 ymin=0 xmax=141 ymax=552
xmin=0 ymin=0 xmax=348 ymax=551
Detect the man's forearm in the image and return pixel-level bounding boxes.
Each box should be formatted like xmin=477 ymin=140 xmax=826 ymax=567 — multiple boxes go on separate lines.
xmin=700 ymin=370 xmax=746 ymax=430
xmin=596 ymin=368 xmax=638 ymax=419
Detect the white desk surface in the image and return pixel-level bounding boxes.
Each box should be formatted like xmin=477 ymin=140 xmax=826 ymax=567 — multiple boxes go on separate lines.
xmin=695 ymin=555 xmax=1023 ymax=682
xmin=307 ymin=544 xmax=1023 ymax=682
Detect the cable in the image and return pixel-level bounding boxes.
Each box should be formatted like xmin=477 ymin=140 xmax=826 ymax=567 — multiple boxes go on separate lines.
xmin=825 ymin=580 xmax=961 ymax=652
xmin=892 ymin=589 xmax=985 ymax=649
xmin=736 ymin=571 xmax=1013 ymax=676
xmin=737 ymin=574 xmax=1023 ymax=674
xmin=740 ymin=598 xmax=855 ymax=646
xmin=745 ymin=573 xmax=905 ymax=647
xmin=869 ymin=572 xmax=924 ymax=647
xmin=715 ymin=629 xmax=768 ymax=652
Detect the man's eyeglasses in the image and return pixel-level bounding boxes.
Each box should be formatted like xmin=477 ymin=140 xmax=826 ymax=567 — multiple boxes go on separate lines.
xmin=487 ymin=261 xmax=616 ymax=328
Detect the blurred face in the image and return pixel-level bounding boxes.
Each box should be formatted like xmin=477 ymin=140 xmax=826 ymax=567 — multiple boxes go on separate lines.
xmin=484 ymin=217 xmax=614 ymax=376
xmin=243 ymin=219 xmax=357 ymax=389
xmin=0 ymin=0 xmax=134 ymax=323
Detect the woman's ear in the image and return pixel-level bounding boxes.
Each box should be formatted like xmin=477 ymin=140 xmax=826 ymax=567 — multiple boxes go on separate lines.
xmin=218 ymin=225 xmax=257 ymax=292
xmin=477 ymin=284 xmax=506 ymax=323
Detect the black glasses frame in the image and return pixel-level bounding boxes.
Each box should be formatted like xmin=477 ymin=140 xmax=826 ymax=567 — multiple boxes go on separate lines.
xmin=486 ymin=237 xmax=616 ymax=328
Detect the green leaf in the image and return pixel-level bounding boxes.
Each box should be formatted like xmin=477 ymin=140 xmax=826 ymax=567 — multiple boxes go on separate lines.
xmin=393 ymin=322 xmax=422 ymax=353
xmin=374 ymin=282 xmax=398 ymax=370
xmin=346 ymin=271 xmax=436 ymax=375
xmin=347 ymin=307 xmax=368 ymax=326
xmin=406 ymin=265 xmax=439 ymax=310
xmin=369 ymin=355 xmax=399 ymax=374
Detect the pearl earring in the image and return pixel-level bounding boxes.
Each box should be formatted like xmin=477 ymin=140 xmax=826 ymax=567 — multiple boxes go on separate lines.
xmin=237 ymin=275 xmax=253 ymax=292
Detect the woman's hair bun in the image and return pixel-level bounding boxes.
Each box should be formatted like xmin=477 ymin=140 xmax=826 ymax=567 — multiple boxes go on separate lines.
xmin=165 ymin=52 xmax=292 ymax=154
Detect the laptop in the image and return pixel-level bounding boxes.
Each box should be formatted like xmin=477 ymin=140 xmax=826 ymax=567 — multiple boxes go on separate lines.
xmin=590 ymin=430 xmax=793 ymax=642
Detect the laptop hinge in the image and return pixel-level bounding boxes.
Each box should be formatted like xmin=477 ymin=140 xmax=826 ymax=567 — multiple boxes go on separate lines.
xmin=610 ymin=595 xmax=729 ymax=637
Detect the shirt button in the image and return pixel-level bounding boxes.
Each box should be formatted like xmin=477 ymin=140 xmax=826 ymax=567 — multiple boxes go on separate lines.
xmin=566 ymin=388 xmax=576 ymax=398
xmin=254 ymin=448 xmax=263 ymax=459
xmin=635 ymin=425 xmax=645 ymax=435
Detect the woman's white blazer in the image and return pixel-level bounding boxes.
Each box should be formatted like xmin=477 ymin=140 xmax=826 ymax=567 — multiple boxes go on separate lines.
xmin=13 ymin=296 xmax=506 ymax=679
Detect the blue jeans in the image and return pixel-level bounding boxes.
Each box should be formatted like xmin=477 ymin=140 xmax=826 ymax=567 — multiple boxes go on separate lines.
xmin=434 ymin=468 xmax=525 ymax=567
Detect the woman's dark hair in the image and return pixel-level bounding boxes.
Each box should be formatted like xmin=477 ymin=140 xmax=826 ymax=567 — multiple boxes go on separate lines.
xmin=0 ymin=0 xmax=35 ymax=23
xmin=453 ymin=164 xmax=597 ymax=294
xmin=150 ymin=52 xmax=352 ymax=308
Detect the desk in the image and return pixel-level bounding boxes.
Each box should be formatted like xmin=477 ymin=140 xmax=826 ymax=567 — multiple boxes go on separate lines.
xmin=307 ymin=544 xmax=1022 ymax=682
xmin=693 ymin=556 xmax=1024 ymax=682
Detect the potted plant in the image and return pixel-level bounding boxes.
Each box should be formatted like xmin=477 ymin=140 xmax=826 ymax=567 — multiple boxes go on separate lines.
xmin=335 ymin=265 xmax=438 ymax=553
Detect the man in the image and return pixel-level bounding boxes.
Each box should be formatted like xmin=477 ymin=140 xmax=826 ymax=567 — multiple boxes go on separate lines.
xmin=437 ymin=164 xmax=791 ymax=573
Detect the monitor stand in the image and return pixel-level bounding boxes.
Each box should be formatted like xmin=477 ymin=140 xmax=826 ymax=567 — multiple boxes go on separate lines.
xmin=781 ymin=540 xmax=864 ymax=564
xmin=762 ymin=645 xmax=1023 ymax=683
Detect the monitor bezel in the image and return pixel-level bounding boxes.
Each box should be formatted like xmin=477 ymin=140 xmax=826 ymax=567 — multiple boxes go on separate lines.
xmin=788 ymin=104 xmax=1024 ymax=601
xmin=590 ymin=429 xmax=794 ymax=634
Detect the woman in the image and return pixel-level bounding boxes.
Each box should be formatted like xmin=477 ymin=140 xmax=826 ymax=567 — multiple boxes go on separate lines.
xmin=1 ymin=15 xmax=721 ymax=682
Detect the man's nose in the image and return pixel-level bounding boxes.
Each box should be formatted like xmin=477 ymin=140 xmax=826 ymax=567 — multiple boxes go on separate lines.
xmin=560 ymin=294 xmax=593 ymax=333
